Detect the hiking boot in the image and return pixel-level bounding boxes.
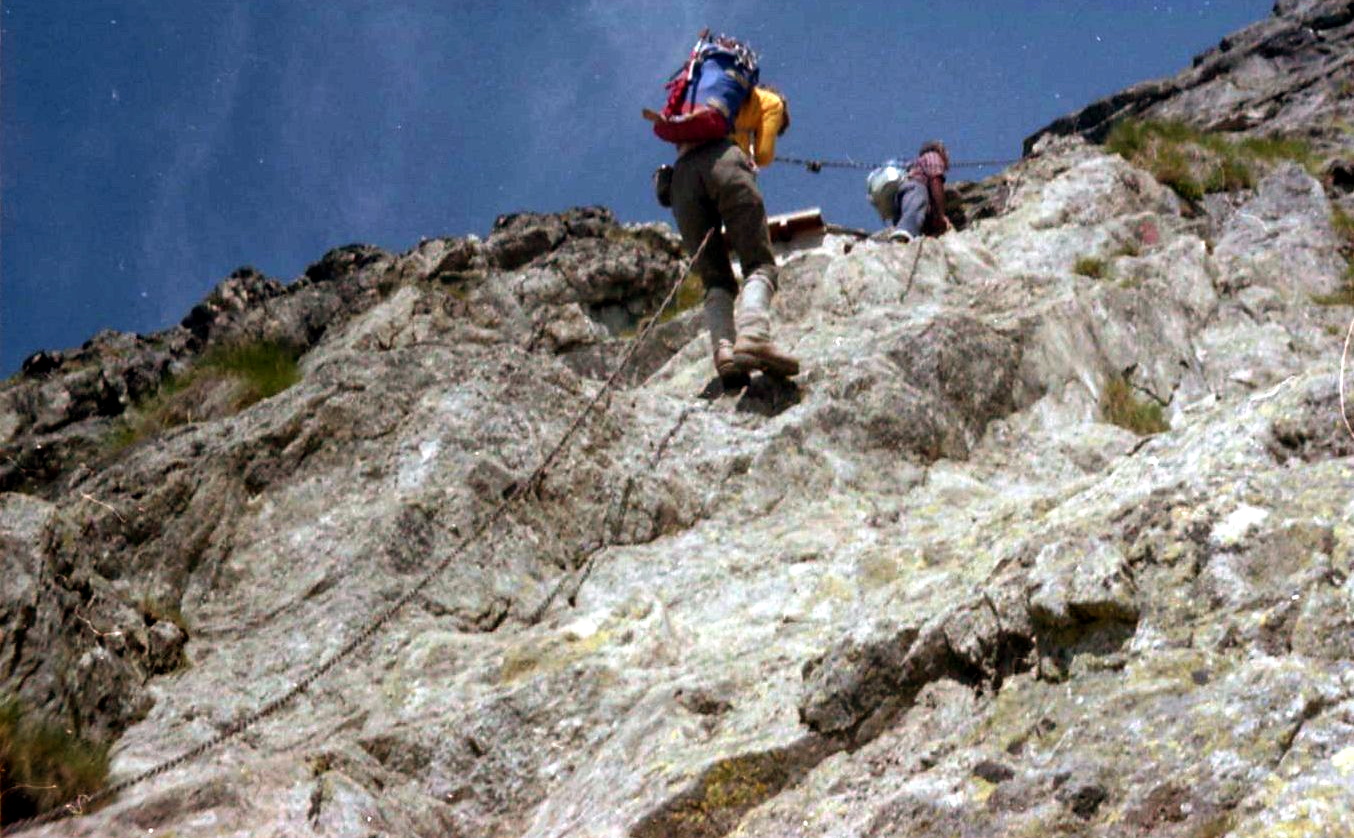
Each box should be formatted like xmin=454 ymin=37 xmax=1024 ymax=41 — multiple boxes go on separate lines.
xmin=888 ymin=228 xmax=914 ymax=243
xmin=705 ymin=288 xmax=746 ymax=387
xmin=714 ymin=339 xmax=744 ymax=378
xmin=733 ymin=273 xmax=799 ymax=377
xmin=714 ymin=339 xmax=751 ymax=390
xmin=732 ymin=335 xmax=800 ymax=377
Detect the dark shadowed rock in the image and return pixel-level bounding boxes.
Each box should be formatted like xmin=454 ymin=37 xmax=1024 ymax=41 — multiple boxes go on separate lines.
xmin=487 ymin=211 xmax=571 ymax=270
xmin=181 ymin=266 xmax=286 ymax=342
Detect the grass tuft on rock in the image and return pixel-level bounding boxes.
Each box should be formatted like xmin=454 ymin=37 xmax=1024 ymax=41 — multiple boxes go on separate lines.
xmin=1237 ymin=135 xmax=1321 ymax=171
xmin=1113 ymin=239 xmax=1143 ymax=258
xmin=661 ymin=271 xmax=706 ymax=324
xmin=623 ymin=271 xmax=705 ymax=337
xmin=1204 ymin=156 xmax=1255 ymax=193
xmin=0 ymin=698 xmax=109 ymax=825
xmin=1073 ymin=256 xmax=1107 ymax=279
xmin=1150 ymin=144 xmax=1206 ymax=201
xmin=199 ymin=341 xmax=301 ymax=406
xmin=1311 ymin=263 xmax=1354 ymax=306
xmin=632 ymin=752 xmax=789 ymax=838
xmin=1332 ymin=204 xmax=1354 ymax=252
xmin=1100 ymin=375 xmax=1169 ymax=435
xmin=103 ymin=340 xmax=302 ymax=453
xmin=1105 ymin=119 xmax=1319 ymax=201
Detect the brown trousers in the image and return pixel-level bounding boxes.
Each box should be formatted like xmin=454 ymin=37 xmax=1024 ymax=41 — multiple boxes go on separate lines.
xmin=670 ymin=140 xmax=778 ymax=296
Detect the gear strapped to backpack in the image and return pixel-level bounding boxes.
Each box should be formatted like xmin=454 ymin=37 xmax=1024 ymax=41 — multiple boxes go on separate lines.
xmin=866 ymin=159 xmax=911 ymax=224
xmin=650 ymin=31 xmax=759 ymax=145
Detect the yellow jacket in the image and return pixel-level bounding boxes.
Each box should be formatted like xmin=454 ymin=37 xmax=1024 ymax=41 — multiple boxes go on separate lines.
xmin=732 ymin=88 xmax=785 ymax=167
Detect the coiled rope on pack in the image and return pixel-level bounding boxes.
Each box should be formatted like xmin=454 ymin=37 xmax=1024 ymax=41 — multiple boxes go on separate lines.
xmin=3 ymin=231 xmax=717 ymax=836
xmin=775 ymin=154 xmax=1021 ymax=173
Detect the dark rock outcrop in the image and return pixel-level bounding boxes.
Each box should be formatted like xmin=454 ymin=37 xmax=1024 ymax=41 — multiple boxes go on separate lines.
xmin=0 ymin=211 xmax=685 ymax=499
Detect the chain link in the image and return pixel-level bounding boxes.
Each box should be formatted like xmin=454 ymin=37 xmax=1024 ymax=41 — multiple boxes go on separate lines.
xmin=901 ymin=237 xmax=926 ymax=304
xmin=774 ymin=154 xmax=1021 ymax=172
xmin=1341 ymin=310 xmax=1354 ymax=443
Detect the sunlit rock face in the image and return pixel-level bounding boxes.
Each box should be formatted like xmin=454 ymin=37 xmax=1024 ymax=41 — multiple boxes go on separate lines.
xmin=3 ymin=5 xmax=1354 ymax=837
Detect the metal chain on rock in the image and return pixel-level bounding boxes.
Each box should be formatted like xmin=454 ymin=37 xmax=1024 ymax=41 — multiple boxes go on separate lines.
xmin=901 ymin=237 xmax=926 ymax=304
xmin=3 ymin=230 xmax=717 ymax=837
xmin=775 ymin=154 xmax=1021 ymax=172
xmin=1341 ymin=311 xmax=1354 ymax=443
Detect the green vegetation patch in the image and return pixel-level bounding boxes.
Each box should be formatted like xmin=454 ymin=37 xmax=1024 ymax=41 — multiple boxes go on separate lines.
xmin=1311 ymin=263 xmax=1354 ymax=306
xmin=1105 ymin=119 xmax=1320 ymax=202
xmin=199 ymin=341 xmax=301 ymax=404
xmin=0 ymin=698 xmax=109 ymax=825
xmin=661 ymin=270 xmax=706 ymax=324
xmin=621 ymin=271 xmax=705 ymax=338
xmin=1151 ymin=143 xmax=1207 ymax=201
xmin=1073 ymin=256 xmax=1108 ymax=279
xmin=633 ymin=752 xmax=790 ymax=838
xmin=1236 ymin=135 xmax=1321 ymax=171
xmin=1332 ymin=204 xmax=1354 ymax=251
xmin=1100 ymin=375 xmax=1169 ymax=436
xmin=1113 ymin=239 xmax=1143 ymax=258
xmin=1103 ymin=118 xmax=1188 ymax=158
xmin=1204 ymin=156 xmax=1255 ymax=194
xmin=105 ymin=340 xmax=301 ymax=452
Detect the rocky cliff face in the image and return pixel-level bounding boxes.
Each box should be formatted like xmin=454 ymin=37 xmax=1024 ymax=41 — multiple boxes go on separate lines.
xmin=1026 ymin=0 xmax=1354 ymax=167
xmin=3 ymin=5 xmax=1353 ymax=837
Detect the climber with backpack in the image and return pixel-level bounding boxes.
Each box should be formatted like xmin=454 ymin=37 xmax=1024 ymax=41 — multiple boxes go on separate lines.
xmin=866 ymin=140 xmax=953 ymax=242
xmin=645 ymin=31 xmax=799 ymax=384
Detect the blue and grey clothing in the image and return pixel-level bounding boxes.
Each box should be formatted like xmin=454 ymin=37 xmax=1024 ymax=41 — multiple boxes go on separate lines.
xmin=892 ymin=149 xmax=950 ymax=236
xmin=892 ymin=180 xmax=929 ymax=237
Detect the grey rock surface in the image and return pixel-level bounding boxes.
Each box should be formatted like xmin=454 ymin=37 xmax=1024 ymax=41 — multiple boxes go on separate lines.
xmin=3 ymin=11 xmax=1354 ymax=837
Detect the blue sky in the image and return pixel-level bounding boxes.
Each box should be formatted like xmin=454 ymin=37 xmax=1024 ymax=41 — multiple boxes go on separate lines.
xmin=1 ymin=1 xmax=1270 ymax=373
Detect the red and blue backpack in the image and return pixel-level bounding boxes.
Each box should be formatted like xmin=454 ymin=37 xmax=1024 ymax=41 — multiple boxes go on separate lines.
xmin=653 ymin=32 xmax=760 ymax=145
